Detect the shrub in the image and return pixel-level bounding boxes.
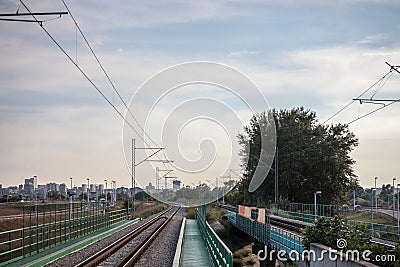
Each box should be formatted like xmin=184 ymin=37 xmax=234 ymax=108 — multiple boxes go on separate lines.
xmin=233 ymin=258 xmax=244 ymax=267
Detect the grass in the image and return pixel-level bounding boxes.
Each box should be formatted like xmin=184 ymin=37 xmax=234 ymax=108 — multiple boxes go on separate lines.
xmin=344 ymin=210 xmax=397 ymax=225
xmin=185 ymin=207 xmax=196 ymax=219
xmin=184 ymin=205 xmax=226 ymax=222
xmin=134 ymin=203 xmax=167 ymax=219
xmin=206 ymin=205 xmax=226 ymax=222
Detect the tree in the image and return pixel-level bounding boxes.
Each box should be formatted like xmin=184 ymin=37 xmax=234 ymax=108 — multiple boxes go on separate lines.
xmin=237 ymin=107 xmax=359 ymax=205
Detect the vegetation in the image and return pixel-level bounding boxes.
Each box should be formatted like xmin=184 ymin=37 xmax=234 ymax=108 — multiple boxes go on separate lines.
xmin=344 ymin=211 xmax=397 ymax=226
xmin=302 ymin=215 xmax=370 ymax=250
xmin=185 ymin=207 xmax=196 ymax=219
xmin=229 ymin=107 xmax=359 ymax=206
xmin=245 ymin=259 xmax=256 ymax=265
xmin=302 ymin=215 xmax=400 ymax=267
xmin=206 ymin=205 xmax=226 ymax=222
xmin=232 ymin=258 xmax=244 ymax=267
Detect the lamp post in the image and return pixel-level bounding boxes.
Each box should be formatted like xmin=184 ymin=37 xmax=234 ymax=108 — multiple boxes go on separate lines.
xmin=104 ymin=180 xmax=107 ymax=205
xmin=68 ymin=177 xmax=72 ymax=240
xmin=70 ymin=177 xmax=73 ymax=201
xmin=87 ymin=178 xmax=90 ymax=206
xmin=393 ymin=178 xmax=397 ymax=217
xmin=374 ymin=177 xmax=378 ymax=213
xmin=397 ymin=183 xmax=399 ymax=236
xmin=371 ymin=189 xmax=375 ymax=233
xmin=112 ymin=180 xmax=116 ymax=206
xmin=314 ymin=191 xmax=321 ymax=219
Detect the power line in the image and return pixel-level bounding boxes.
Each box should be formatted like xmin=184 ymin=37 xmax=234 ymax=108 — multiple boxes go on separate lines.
xmin=18 ymin=0 xmax=150 ymax=148
xmin=59 ymin=0 xmax=173 ymax=175
xmin=61 ymin=0 xmax=161 ymax=151
xmin=348 ymin=99 xmax=400 ymax=125
xmin=19 ymin=0 xmax=174 ymax=180
xmin=323 ymin=69 xmax=392 ymax=124
xmin=60 ymin=0 xmax=160 ymax=150
xmin=348 ymin=62 xmax=400 ymax=124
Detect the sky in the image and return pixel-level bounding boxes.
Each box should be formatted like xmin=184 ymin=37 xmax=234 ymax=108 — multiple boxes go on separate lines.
xmin=0 ymin=0 xmax=399 ymax=191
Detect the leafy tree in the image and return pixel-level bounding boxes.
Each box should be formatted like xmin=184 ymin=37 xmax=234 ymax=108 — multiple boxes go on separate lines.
xmin=237 ymin=107 xmax=359 ymax=205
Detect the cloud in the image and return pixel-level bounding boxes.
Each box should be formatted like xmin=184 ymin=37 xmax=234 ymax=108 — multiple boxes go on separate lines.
xmin=356 ymin=34 xmax=389 ymax=45
xmin=1 ymin=0 xmax=400 ymax=189
xmin=228 ymin=50 xmax=259 ymax=58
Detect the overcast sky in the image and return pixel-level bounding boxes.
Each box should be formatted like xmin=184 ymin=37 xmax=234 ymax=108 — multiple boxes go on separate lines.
xmin=0 ymin=0 xmax=399 ymax=190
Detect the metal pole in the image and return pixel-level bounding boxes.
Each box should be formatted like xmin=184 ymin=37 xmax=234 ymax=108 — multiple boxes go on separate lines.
xmin=375 ymin=177 xmax=378 ymax=213
xmin=104 ymin=180 xmax=107 ymax=211
xmin=314 ymin=192 xmax=316 ymax=218
xmin=371 ymin=189 xmax=374 ymax=234
xmin=216 ymin=177 xmax=218 ymax=204
xmin=397 ymin=184 xmax=399 ymax=237
xmin=68 ymin=190 xmax=71 ymax=240
xmin=132 ymin=138 xmax=136 ymax=218
xmin=70 ymin=177 xmax=73 ymax=201
xmin=393 ymin=178 xmax=396 ymax=217
xmin=274 ymin=146 xmax=278 ymax=205
xmin=114 ymin=181 xmax=116 ymax=205
xmin=314 ymin=191 xmax=321 ymax=219
xmin=156 ymin=167 xmax=159 ymax=196
xmin=87 ymin=178 xmax=90 ymax=205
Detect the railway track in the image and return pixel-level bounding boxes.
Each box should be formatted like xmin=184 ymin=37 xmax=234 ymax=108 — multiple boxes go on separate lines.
xmin=220 ymin=204 xmax=309 ymax=233
xmin=75 ymin=206 xmax=180 ymax=267
xmin=269 ymin=215 xmax=309 ymax=233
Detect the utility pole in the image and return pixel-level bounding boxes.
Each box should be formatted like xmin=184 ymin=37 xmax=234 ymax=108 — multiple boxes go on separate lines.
xmin=375 ymin=177 xmax=378 ymax=213
xmin=87 ymin=178 xmax=90 ymax=205
xmin=130 ymin=138 xmax=169 ymax=217
xmin=132 ymin=139 xmax=135 ymax=219
xmin=275 ymin=147 xmax=278 ymax=205
xmin=393 ymin=178 xmax=397 ymax=217
xmin=397 ymin=183 xmax=399 ymax=235
xmin=104 ymin=179 xmax=107 ymax=209
xmin=216 ymin=177 xmax=218 ymax=204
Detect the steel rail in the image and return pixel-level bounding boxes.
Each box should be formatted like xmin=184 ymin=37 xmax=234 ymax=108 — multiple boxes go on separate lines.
xmin=118 ymin=206 xmax=180 ymax=267
xmin=74 ymin=206 xmax=175 ymax=267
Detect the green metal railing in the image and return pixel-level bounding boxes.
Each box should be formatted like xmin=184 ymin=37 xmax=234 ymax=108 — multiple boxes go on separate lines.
xmin=196 ymin=205 xmax=233 ymax=267
xmin=0 ymin=202 xmax=129 ymax=265
xmin=269 ymin=208 xmax=400 ymax=242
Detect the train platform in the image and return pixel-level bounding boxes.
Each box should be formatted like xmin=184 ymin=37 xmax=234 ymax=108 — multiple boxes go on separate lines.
xmin=178 ymin=219 xmax=213 ymax=267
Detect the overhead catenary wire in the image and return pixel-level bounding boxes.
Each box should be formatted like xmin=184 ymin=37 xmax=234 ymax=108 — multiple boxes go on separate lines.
xmin=323 ymin=69 xmax=393 ymax=124
xmin=20 ymin=0 xmax=174 ymax=178
xmin=60 ymin=0 xmax=161 ymax=150
xmin=19 ymin=0 xmax=166 ymax=161
xmin=347 ymin=99 xmax=400 ymax=125
xmin=60 ymin=0 xmax=173 ymax=175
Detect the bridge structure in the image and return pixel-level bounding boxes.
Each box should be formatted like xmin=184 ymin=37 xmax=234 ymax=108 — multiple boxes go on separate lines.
xmin=0 ymin=202 xmax=233 ymax=267
xmin=222 ymin=203 xmax=399 ymax=262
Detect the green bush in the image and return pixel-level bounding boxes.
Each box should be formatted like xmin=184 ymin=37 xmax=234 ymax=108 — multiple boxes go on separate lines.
xmin=233 ymin=258 xmax=244 ymax=267
xmin=246 ymin=259 xmax=256 ymax=265
xmin=302 ymin=215 xmax=400 ymax=266
xmin=302 ymin=215 xmax=369 ymax=250
xmin=185 ymin=207 xmax=196 ymax=219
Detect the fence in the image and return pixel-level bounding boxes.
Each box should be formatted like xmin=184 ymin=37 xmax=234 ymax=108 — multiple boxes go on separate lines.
xmin=196 ymin=205 xmax=233 ymax=267
xmin=0 ymin=201 xmax=129 ymax=265
xmin=228 ymin=211 xmax=304 ymax=254
xmin=269 ymin=207 xmax=400 ymax=242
